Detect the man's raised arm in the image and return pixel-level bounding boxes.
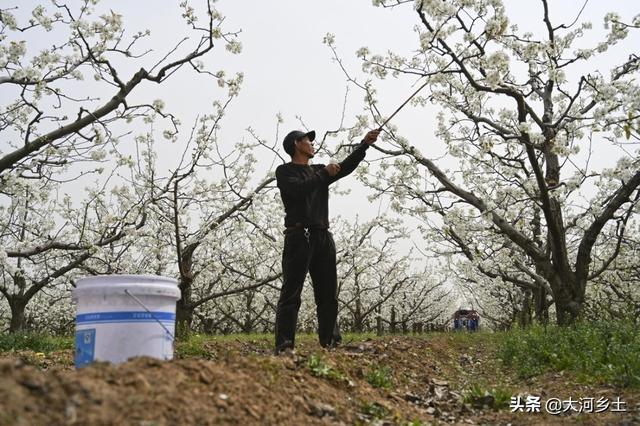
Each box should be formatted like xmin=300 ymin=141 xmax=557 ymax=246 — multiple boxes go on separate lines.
xmin=328 ymin=129 xmax=380 ymax=184
xmin=276 ymin=164 xmax=340 ymax=199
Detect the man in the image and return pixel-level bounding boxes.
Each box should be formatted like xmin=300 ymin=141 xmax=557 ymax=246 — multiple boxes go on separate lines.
xmin=274 ymin=128 xmax=380 ymax=354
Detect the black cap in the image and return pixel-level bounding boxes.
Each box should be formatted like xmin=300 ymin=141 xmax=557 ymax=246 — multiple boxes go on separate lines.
xmin=283 ymin=130 xmax=316 ymax=156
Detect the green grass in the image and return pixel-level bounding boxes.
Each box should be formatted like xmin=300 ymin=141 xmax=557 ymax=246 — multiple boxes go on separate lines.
xmin=175 ymin=332 xmax=381 ymax=357
xmin=4 ymin=325 xmax=637 ymax=393
xmin=448 ymin=330 xmax=497 ymax=346
xmin=365 ymin=364 xmax=394 ymax=389
xmin=498 ymin=320 xmax=640 ymax=388
xmin=360 ymin=402 xmax=390 ymax=420
xmin=0 ymin=331 xmax=380 ymax=357
xmin=175 ymin=333 xmax=216 ymax=357
xmin=340 ymin=332 xmax=379 ymax=342
xmin=462 ymin=383 xmax=512 ymax=409
xmin=307 ymin=353 xmax=348 ymax=382
xmin=0 ymin=333 xmax=73 ymax=353
xmin=178 ymin=332 xmax=272 ymax=343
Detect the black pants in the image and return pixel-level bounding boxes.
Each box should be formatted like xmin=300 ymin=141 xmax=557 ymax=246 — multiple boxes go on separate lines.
xmin=275 ymin=228 xmax=341 ymax=351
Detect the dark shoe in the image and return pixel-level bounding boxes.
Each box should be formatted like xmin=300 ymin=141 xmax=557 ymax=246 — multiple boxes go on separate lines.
xmin=276 ymin=347 xmax=297 ymax=358
xmin=274 ymin=340 xmax=295 ymax=356
xmin=320 ymin=339 xmax=341 ymax=350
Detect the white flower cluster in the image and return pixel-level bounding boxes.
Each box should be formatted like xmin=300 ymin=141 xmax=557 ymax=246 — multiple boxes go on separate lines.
xmin=362 ymin=54 xmax=390 ymax=79
xmin=565 ymin=173 xmax=583 ymax=192
xmin=478 ymin=135 xmax=494 ymax=153
xmin=323 ymin=33 xmax=336 ymax=46
xmin=214 ymin=69 xmax=225 ymax=87
xmin=31 ymin=5 xmax=53 ymax=31
xmin=482 ymin=51 xmax=509 ymax=89
xmin=356 ymin=46 xmax=370 ymax=59
xmin=89 ymin=149 xmax=107 ymax=161
xmin=226 ymin=72 xmax=243 ymax=97
xmin=0 ymin=10 xmax=18 ymax=29
xmin=180 ymin=1 xmax=198 ymax=25
xmin=415 ymin=0 xmax=457 ymax=20
xmin=597 ymin=12 xmax=629 ymax=52
xmin=485 ymin=13 xmax=508 ymax=39
xmin=419 ymin=32 xmax=432 ymax=51
xmin=348 ymin=115 xmax=370 ymax=141
xmin=4 ymin=40 xmax=27 ymax=64
xmin=516 ymin=121 xmax=531 ymax=135
xmin=152 ymin=99 xmax=165 ymax=112
xmin=225 ymin=39 xmax=242 ymax=55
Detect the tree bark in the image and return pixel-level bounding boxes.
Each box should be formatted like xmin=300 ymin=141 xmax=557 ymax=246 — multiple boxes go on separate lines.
xmin=8 ymin=296 xmax=28 ymax=333
xmin=390 ymin=306 xmax=397 ymax=333
xmin=353 ymin=297 xmax=363 ymax=332
xmin=518 ymin=290 xmax=532 ymax=328
xmin=547 ymin=271 xmax=583 ymax=325
xmin=175 ymin=265 xmax=194 ymax=337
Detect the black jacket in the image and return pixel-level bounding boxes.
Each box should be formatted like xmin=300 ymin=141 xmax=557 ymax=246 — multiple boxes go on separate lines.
xmin=276 ymin=141 xmax=369 ymax=228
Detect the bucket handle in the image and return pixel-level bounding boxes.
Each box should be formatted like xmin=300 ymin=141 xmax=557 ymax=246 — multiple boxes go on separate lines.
xmin=124 ymin=289 xmax=175 ymax=340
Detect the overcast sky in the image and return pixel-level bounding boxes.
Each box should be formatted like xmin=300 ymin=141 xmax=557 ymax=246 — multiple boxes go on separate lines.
xmin=5 ymin=0 xmax=639 ymax=238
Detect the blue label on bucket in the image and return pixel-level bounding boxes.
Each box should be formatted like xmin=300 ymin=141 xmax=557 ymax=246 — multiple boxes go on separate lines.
xmin=76 ymin=311 xmax=175 ymax=324
xmin=75 ymin=328 xmax=96 ymax=368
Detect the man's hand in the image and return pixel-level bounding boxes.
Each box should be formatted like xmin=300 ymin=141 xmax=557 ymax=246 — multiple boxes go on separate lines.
xmin=325 ymin=163 xmax=341 ymax=177
xmin=363 ymin=129 xmax=381 ymax=145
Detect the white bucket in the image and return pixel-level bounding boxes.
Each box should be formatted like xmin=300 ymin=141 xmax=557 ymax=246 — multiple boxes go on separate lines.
xmin=72 ymin=275 xmax=181 ymax=368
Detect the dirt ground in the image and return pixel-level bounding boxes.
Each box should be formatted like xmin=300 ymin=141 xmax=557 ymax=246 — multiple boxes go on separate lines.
xmin=0 ymin=333 xmax=638 ymax=425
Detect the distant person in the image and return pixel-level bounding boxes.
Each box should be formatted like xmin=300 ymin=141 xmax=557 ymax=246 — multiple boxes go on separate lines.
xmin=274 ymin=128 xmax=380 ymax=354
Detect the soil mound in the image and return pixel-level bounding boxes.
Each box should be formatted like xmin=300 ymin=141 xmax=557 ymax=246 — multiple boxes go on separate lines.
xmin=0 ymin=335 xmax=637 ymax=425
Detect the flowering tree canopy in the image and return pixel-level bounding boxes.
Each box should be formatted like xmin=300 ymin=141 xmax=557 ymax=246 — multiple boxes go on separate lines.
xmin=343 ymin=0 xmax=640 ymax=324
xmin=0 ymin=0 xmax=243 ymax=331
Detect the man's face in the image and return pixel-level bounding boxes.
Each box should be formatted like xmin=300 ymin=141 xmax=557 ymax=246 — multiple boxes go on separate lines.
xmin=295 ymin=136 xmax=315 ymax=158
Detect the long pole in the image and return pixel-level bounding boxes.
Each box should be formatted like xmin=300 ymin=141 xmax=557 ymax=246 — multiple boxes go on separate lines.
xmin=377 ymin=79 xmax=430 ymax=131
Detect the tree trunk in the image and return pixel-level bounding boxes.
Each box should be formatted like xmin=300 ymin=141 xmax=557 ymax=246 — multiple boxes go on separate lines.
xmin=175 ymin=243 xmax=197 ymax=337
xmin=376 ymin=315 xmax=383 ymax=336
xmin=390 ymin=306 xmax=397 ymax=333
xmin=550 ymin=272 xmax=584 ymax=325
xmin=243 ymin=294 xmax=254 ymax=333
xmin=201 ymin=317 xmax=214 ymax=333
xmin=353 ymin=297 xmax=363 ymax=332
xmin=554 ymin=293 xmax=583 ymax=325
xmin=518 ymin=290 xmax=532 ymax=328
xmin=175 ymin=274 xmax=193 ymax=337
xmin=534 ymin=287 xmax=549 ymax=324
xmin=8 ymin=296 xmax=28 ymax=333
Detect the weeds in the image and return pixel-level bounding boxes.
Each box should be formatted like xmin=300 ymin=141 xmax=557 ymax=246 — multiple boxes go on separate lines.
xmin=365 ymin=364 xmax=394 ymax=389
xmin=0 ymin=333 xmax=72 ymax=353
xmin=175 ymin=334 xmax=212 ymax=358
xmin=499 ymin=320 xmax=640 ymax=388
xmin=307 ymin=354 xmax=347 ymax=382
xmin=360 ymin=402 xmax=389 ymax=419
xmin=462 ymin=383 xmax=512 ymax=409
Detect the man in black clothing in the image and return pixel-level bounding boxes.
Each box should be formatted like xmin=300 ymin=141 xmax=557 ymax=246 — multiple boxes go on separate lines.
xmin=274 ymin=128 xmax=380 ymax=353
